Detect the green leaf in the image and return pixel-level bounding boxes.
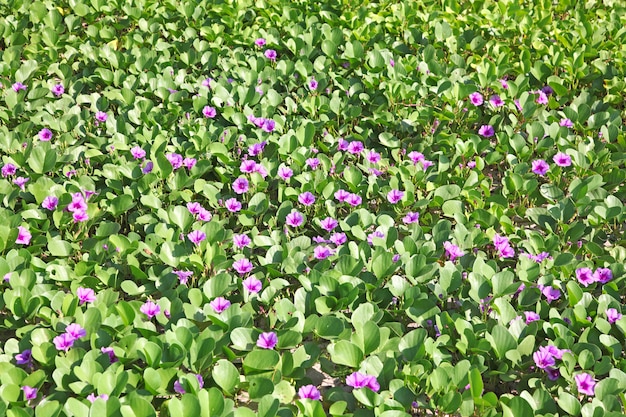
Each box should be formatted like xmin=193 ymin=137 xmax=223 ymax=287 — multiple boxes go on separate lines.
xmin=328 ymin=340 xmax=363 ymax=368
xmin=487 ymin=325 xmax=517 ymax=360
xmin=556 ymin=391 xmax=581 ymax=416
xmin=469 ymin=368 xmax=483 ymax=399
xmin=48 ymin=237 xmax=73 ymax=257
xmin=243 ymin=350 xmax=280 ymax=372
xmin=212 ymin=359 xmax=239 ymax=394
xmin=108 ymin=195 xmax=136 ymax=217
xmin=315 ymin=316 xmax=345 ymax=339
xmin=28 ymin=146 xmax=57 ymax=174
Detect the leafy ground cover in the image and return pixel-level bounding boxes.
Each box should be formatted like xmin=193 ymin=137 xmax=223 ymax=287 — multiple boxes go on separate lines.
xmin=1 ymin=0 xmax=625 ymax=416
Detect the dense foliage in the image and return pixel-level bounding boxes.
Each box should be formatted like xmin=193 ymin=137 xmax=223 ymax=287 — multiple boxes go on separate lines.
xmin=1 ymin=0 xmax=625 ymax=416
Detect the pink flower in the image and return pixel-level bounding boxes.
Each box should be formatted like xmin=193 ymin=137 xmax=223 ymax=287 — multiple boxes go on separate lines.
xmin=576 ymin=267 xmax=594 ymax=287
xmin=248 ymin=141 xmax=267 ymax=156
xmin=13 ymin=82 xmax=27 ymax=92
xmin=188 ymin=230 xmax=206 ymax=245
xmin=77 ymin=287 xmax=96 ymax=305
xmin=408 ymin=151 xmax=425 ymax=164
xmin=87 ymin=393 xmax=109 ymax=403
xmin=22 ymin=386 xmax=37 ymax=401
xmin=313 ymin=245 xmax=333 ymax=260
xmin=73 ymin=210 xmax=89 ymax=223
xmin=536 ymin=91 xmax=548 ymax=104
xmin=243 ymin=276 xmax=262 ymax=294
xmin=305 ymin=158 xmax=320 ymax=170
xmin=531 ymin=159 xmax=549 ymax=176
xmin=183 ymin=158 xmax=196 ymax=170
xmin=346 ymin=372 xmax=379 ymax=392
xmin=334 ymin=189 xmax=350 ymax=202
xmin=140 ymin=300 xmax=160 ymax=318
xmin=286 ymin=211 xmax=304 ymax=227
xmin=257 ymin=332 xmax=277 ymax=349
xmin=575 ymin=373 xmax=596 ymax=396
xmin=542 ymin=286 xmax=561 ymax=302
xmin=51 ymin=84 xmax=64 ymax=97
xmin=443 ymin=241 xmax=464 ymax=262
xmin=298 ymin=192 xmax=316 ymax=206
xmin=16 ymin=226 xmax=32 ymax=245
xmin=298 ymin=385 xmax=321 ymax=400
xmin=95 ymin=111 xmax=108 ymax=123
xmin=13 ymin=176 xmax=29 ymax=190
xmin=225 ymin=198 xmax=242 ymax=212
xmin=42 ymin=196 xmax=58 ymax=210
xmin=402 ymin=212 xmax=419 ymax=224
xmin=233 ymin=233 xmax=252 ymax=249
xmin=173 ymin=270 xmax=193 ymax=285
xmin=197 ymin=207 xmax=212 ymax=221
xmin=1 ymin=163 xmax=17 ymax=177
xmin=347 ymin=141 xmax=364 ymax=154
xmin=469 ymin=92 xmax=483 ymax=106
xmin=478 ymin=125 xmax=494 ymax=137
xmin=130 ymin=146 xmax=146 ymax=159
xmin=346 ymin=193 xmax=362 ymax=207
xmin=101 ymin=347 xmax=117 ymax=363
xmin=329 ymin=232 xmax=347 ymax=245
xmin=387 ymin=189 xmax=404 ymax=204
xmin=559 ymin=118 xmax=574 ymax=128
xmin=53 ymin=333 xmax=75 ymax=351
xmin=524 ymin=311 xmax=540 ymax=324
xmin=593 ymin=268 xmax=612 ymax=284
xmin=606 ymin=308 xmax=622 ymax=324
xmin=533 ymin=347 xmax=555 ymax=369
xmin=367 ymin=230 xmax=385 ymax=245
xmin=233 ymin=177 xmax=249 ymax=194
xmin=233 ymin=258 xmax=253 ymax=275
xmin=210 ymin=297 xmax=231 ymax=314
xmin=166 ymin=153 xmax=183 ymax=169
xmin=553 ymin=152 xmax=571 ymax=167
xmin=187 ymin=202 xmax=201 ymax=215
xmin=202 ymin=106 xmax=217 ymax=118
xmin=255 ymin=38 xmax=266 ymax=47
xmin=241 ymin=160 xmax=257 ymax=173
xmin=65 ymin=323 xmax=86 ymax=340
xmin=264 ymin=49 xmax=277 ymax=61
xmin=366 ymin=151 xmax=381 ymax=164
xmin=38 ymin=128 xmax=53 ymax=141
xmin=319 ymin=217 xmax=338 ymax=232
xmin=308 ymin=78 xmax=318 ymax=90
xmin=489 ymin=95 xmax=504 ymax=107
xmin=277 ymin=165 xmax=293 ymax=180
xmin=500 ymin=79 xmax=509 ymax=89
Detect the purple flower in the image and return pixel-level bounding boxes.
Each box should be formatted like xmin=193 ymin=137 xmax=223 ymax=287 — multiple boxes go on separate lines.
xmin=53 ymin=333 xmax=75 ymax=351
xmin=346 ymin=372 xmax=380 ymax=392
xmin=443 ymin=241 xmax=464 ymax=262
xmin=142 ymin=161 xmax=154 ymax=174
xmin=77 ymin=287 xmax=96 ymax=305
xmin=305 ymin=157 xmax=320 ymax=170
xmin=210 ymin=297 xmax=231 ymax=314
xmin=536 ymin=91 xmax=548 ymax=104
xmin=173 ymin=270 xmax=193 ymax=285
xmin=130 ymin=146 xmax=146 ymax=159
xmin=233 ymin=258 xmax=253 ymax=275
xmin=15 ymin=349 xmax=32 ymax=365
xmin=188 ymin=230 xmax=206 ymax=245
xmin=542 ymin=286 xmax=561 ymax=302
xmin=264 ymin=49 xmax=277 ymax=61
xmin=329 ymin=232 xmax=347 ymax=245
xmin=95 ymin=111 xmax=108 ymax=123
xmin=298 ymin=192 xmax=316 ymax=206
xmin=533 ymin=348 xmax=555 ymax=369
xmin=13 ymin=176 xmax=29 ymax=190
xmin=298 ymin=385 xmax=321 ymax=400
xmin=546 ymin=367 xmax=560 ymax=381
xmin=261 ymin=118 xmax=276 ymax=133
xmin=286 ymin=211 xmax=304 ymax=227
xmin=38 ymin=128 xmax=53 ymax=141
xmin=187 ymin=202 xmax=201 ymax=215
xmin=606 ymin=308 xmax=622 ymax=324
xmin=51 ymin=84 xmax=64 ymax=97
xmin=22 ymin=386 xmax=37 ymax=401
xmin=347 ymin=141 xmax=364 ymax=154
xmin=233 ymin=177 xmax=249 ymax=194
xmin=313 ymin=245 xmax=333 ymax=260
xmin=367 ymin=230 xmax=385 ymax=245
xmin=366 ymin=151 xmax=381 ymax=164
xmin=101 ymin=347 xmax=118 ymax=363
xmin=559 ymin=118 xmax=574 ymax=128
xmin=575 ymin=373 xmax=596 ymax=396
xmin=489 ymin=95 xmax=504 ymax=107
xmin=531 ymin=159 xmax=549 ymax=176
xmin=469 ymin=92 xmax=483 ymax=106
xmin=16 ymin=226 xmax=32 ymax=245
xmin=408 ymin=151 xmax=425 ymax=164
xmin=576 ymin=267 xmax=595 ymax=287
xmin=166 ymin=153 xmax=183 ymax=170
xmin=500 ymin=79 xmax=509 ymax=89
xmin=202 ymin=106 xmax=217 ymax=118
xmin=334 ymin=189 xmax=350 ymax=202
xmin=2 ymin=163 xmax=17 ymax=177
xmin=346 ymin=193 xmax=362 ymax=207
xmin=241 ymin=160 xmax=257 ymax=173
xmin=402 ymin=212 xmax=419 ymax=224
xmin=478 ymin=125 xmax=494 ymax=137
xmin=233 ymin=233 xmax=252 ymax=249
xmin=140 ymin=300 xmax=160 ymax=318
xmin=42 ymin=195 xmax=58 ymax=210
xmin=257 ymin=332 xmax=278 ymax=349
xmin=87 ymin=393 xmax=109 ymax=403
xmin=524 ymin=311 xmax=540 ymax=324
xmin=13 ymin=82 xmax=27 ymax=92
xmin=320 ymin=217 xmax=338 ymax=232
xmin=309 ymin=78 xmax=318 ymax=90
xmin=174 ymin=374 xmax=204 ymax=395
xmin=65 ymin=323 xmax=86 ymax=340
xmin=593 ymin=268 xmax=612 ymax=284
xmin=248 ymin=141 xmax=267 ymax=157
xmin=387 ymin=189 xmax=404 ymax=204
xmin=277 ymin=165 xmax=293 ymax=180
xmin=255 ymin=38 xmax=266 ymax=47
xmin=553 ymin=152 xmax=571 ymax=167
xmin=73 ymin=210 xmax=89 ymax=223
xmin=225 ymin=198 xmax=242 ymax=212
xmin=243 ymin=276 xmax=262 ymax=294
